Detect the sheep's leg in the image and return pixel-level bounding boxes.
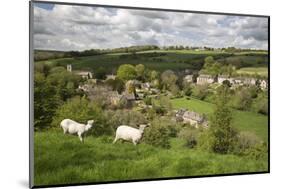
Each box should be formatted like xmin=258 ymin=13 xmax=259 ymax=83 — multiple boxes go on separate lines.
xmin=78 ymin=132 xmax=83 ymax=143
xmin=63 ymin=128 xmax=67 ymax=134
xmin=113 ymin=136 xmax=118 ymax=144
xmin=132 ymin=140 xmax=137 ymax=146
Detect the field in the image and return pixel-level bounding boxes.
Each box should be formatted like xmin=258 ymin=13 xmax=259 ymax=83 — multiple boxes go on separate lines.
xmin=236 ymin=67 xmax=268 ymax=77
xmin=171 ymin=97 xmax=268 ymax=141
xmin=35 ymin=50 xmax=268 ymax=73
xmin=34 ymin=129 xmax=268 ymax=186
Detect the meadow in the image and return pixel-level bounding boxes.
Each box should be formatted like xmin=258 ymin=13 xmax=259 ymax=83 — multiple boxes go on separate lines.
xmin=236 ymin=67 xmax=268 ymax=77
xmin=171 ymin=97 xmax=268 ymax=141
xmin=34 ymin=129 xmax=268 ymax=186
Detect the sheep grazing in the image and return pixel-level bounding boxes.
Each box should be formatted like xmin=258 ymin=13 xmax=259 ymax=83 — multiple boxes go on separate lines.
xmin=113 ymin=124 xmax=148 ymax=145
xmin=60 ymin=119 xmax=94 ymax=142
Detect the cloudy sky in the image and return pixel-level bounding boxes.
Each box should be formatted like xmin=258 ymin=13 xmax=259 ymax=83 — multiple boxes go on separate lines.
xmin=33 ymin=2 xmax=268 ymax=51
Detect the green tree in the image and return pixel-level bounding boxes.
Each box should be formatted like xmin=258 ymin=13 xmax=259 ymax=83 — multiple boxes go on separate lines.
xmin=135 ymin=64 xmax=145 ymax=80
xmin=34 ymin=72 xmax=61 ymax=129
xmin=95 ymin=67 xmax=106 ymax=80
xmin=105 ymin=78 xmax=125 ymax=94
xmin=52 ymin=96 xmax=108 ymax=135
xmin=161 ymin=70 xmax=178 ymax=90
xmin=192 ymin=84 xmax=209 ymax=100
xmin=231 ymin=88 xmax=252 ymax=110
xmin=150 ymin=70 xmax=159 ymax=81
xmin=252 ymin=92 xmax=268 ymax=115
xmin=143 ymin=118 xmax=171 ymax=149
xmin=208 ymin=86 xmax=238 ymax=154
xmin=117 ymin=64 xmax=137 ymax=81
xmin=47 ymin=67 xmax=80 ymax=101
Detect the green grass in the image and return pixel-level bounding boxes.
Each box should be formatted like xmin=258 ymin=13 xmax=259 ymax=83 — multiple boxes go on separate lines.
xmin=237 ymin=67 xmax=268 ymax=77
xmin=171 ymin=97 xmax=268 ymax=141
xmin=34 ymin=129 xmax=268 ymax=186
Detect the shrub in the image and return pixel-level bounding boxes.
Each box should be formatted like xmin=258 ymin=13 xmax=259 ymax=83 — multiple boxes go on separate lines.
xmin=105 ymin=109 xmax=147 ymax=131
xmin=143 ymin=118 xmax=171 ymax=149
xmin=51 ymin=96 xmax=110 ymax=135
xmin=234 ymin=131 xmax=261 ymax=155
xmin=252 ymin=92 xmax=268 ymax=115
xmin=178 ymin=127 xmax=199 ymax=148
xmin=244 ymin=142 xmax=268 ymax=160
xmin=159 ymin=96 xmax=172 ymax=111
xmin=192 ymin=84 xmax=209 ymax=100
xmin=231 ymin=88 xmax=252 ymax=111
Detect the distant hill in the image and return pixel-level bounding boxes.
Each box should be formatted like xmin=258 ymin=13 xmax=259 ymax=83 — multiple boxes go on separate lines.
xmin=34 ymin=49 xmax=70 ymax=61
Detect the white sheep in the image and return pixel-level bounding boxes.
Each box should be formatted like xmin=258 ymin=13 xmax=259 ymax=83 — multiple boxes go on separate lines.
xmin=60 ymin=119 xmax=94 ymax=142
xmin=113 ymin=124 xmax=148 ymax=145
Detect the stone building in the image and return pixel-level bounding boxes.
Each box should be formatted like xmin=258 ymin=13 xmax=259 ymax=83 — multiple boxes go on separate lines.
xmin=184 ymin=74 xmax=193 ymax=83
xmin=175 ymin=109 xmax=208 ymax=128
xmin=260 ymin=79 xmax=268 ymax=90
xmin=196 ymin=74 xmax=215 ymax=85
xmin=217 ymin=75 xmax=234 ymax=85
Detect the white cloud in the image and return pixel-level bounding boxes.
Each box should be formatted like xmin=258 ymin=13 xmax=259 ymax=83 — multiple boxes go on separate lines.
xmin=33 ymin=4 xmax=268 ymax=51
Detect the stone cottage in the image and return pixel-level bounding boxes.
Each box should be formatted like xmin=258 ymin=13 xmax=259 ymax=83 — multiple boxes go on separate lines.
xmin=196 ymin=74 xmax=216 ymax=85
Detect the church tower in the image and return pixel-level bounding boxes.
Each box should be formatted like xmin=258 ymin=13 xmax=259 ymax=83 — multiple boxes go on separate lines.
xmin=67 ymin=64 xmax=72 ymax=72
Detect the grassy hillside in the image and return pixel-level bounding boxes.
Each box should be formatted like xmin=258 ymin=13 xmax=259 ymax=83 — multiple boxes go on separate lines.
xmin=236 ymin=67 xmax=268 ymax=77
xmin=171 ymin=97 xmax=268 ymax=141
xmin=34 ymin=129 xmax=268 ymax=186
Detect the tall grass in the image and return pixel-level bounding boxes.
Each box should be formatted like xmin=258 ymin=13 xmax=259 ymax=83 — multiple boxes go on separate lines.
xmin=34 ymin=130 xmax=268 ymax=186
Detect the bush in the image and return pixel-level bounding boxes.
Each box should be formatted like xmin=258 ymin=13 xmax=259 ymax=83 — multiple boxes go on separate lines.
xmin=231 ymin=88 xmax=252 ymax=111
xmin=192 ymin=84 xmax=209 ymax=100
xmin=234 ymin=131 xmax=261 ymax=155
xmin=51 ymin=96 xmax=110 ymax=135
xmin=105 ymin=109 xmax=147 ymax=131
xmin=178 ymin=127 xmax=199 ymax=148
xmin=233 ymin=131 xmax=267 ymax=159
xmin=143 ymin=118 xmax=171 ymax=149
xmin=244 ymin=142 xmax=268 ymax=160
xmin=252 ymin=92 xmax=268 ymax=115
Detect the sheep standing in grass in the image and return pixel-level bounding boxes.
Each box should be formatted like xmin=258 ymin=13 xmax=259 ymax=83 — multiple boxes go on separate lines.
xmin=60 ymin=119 xmax=94 ymax=142
xmin=113 ymin=124 xmax=148 ymax=145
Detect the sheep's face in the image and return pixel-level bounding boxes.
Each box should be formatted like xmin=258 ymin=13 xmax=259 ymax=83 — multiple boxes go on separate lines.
xmin=87 ymin=120 xmax=94 ymax=126
xmin=139 ymin=124 xmax=148 ymax=130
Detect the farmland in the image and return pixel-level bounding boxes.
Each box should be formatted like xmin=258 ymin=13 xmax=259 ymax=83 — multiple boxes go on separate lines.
xmin=35 ymin=49 xmax=268 ymax=74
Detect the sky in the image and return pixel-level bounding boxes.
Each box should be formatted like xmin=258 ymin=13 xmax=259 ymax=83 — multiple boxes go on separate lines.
xmin=33 ymin=2 xmax=268 ymax=51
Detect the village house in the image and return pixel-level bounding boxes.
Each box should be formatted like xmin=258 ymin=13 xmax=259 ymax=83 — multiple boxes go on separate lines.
xmin=78 ymin=84 xmax=92 ymax=92
xmin=232 ymin=77 xmax=244 ymax=85
xmin=217 ymin=75 xmax=234 ymax=85
xmin=141 ymin=82 xmax=151 ymax=91
xmin=184 ymin=74 xmax=193 ymax=83
xmin=175 ymin=109 xmax=208 ymax=128
xmin=75 ymin=71 xmax=93 ymax=79
xmin=196 ymin=74 xmax=216 ymax=85
xmin=106 ymin=74 xmax=116 ymax=80
xmin=243 ymin=77 xmax=257 ymax=86
xmin=260 ymin=79 xmax=268 ymax=90
xmin=109 ymin=91 xmax=122 ymax=105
